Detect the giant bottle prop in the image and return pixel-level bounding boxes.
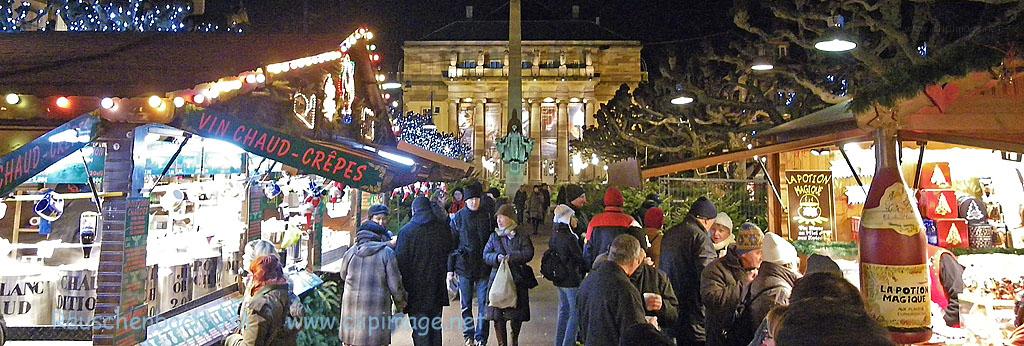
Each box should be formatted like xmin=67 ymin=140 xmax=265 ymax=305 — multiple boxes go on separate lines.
xmin=858 ymin=129 xmax=932 ymax=344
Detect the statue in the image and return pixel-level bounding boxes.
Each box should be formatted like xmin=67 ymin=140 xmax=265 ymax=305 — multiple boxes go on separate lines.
xmin=497 ymin=110 xmax=534 ymax=192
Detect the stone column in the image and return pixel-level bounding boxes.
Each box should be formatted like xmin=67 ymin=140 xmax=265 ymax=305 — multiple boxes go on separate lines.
xmin=448 ymin=100 xmax=458 ymax=134
xmin=585 ymin=98 xmax=597 ymax=128
xmin=474 ymin=99 xmax=486 ymax=175
xmin=529 ymin=100 xmax=542 ymax=183
xmin=557 ymin=100 xmax=570 ymax=182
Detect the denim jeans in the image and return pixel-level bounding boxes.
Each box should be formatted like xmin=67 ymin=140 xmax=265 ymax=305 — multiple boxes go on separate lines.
xmin=409 ymin=311 xmax=443 ymax=346
xmin=459 ymin=276 xmax=491 ymax=344
xmin=555 ymin=286 xmax=580 ymax=346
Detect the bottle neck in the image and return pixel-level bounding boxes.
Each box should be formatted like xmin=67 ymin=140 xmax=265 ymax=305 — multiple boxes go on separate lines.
xmin=875 ymin=129 xmax=899 ymax=169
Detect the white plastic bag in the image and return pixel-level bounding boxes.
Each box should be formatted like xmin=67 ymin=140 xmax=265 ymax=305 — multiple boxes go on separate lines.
xmin=488 ymin=258 xmax=517 ymax=309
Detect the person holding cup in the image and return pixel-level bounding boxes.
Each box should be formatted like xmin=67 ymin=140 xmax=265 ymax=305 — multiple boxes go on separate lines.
xmin=594 ymin=251 xmax=679 ymax=333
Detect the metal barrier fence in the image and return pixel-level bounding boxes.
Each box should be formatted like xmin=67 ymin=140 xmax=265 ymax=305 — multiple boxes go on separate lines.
xmin=653 ymin=177 xmax=770 ymax=228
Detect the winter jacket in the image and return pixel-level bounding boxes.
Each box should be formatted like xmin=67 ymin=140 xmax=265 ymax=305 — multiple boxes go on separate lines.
xmin=748 ymin=261 xmax=799 ymax=330
xmin=645 ymin=227 xmax=665 ymax=268
xmin=483 ymin=225 xmax=535 ymax=321
xmin=714 ymin=234 xmax=735 ymax=258
xmin=449 ymin=199 xmax=466 ymax=215
xmin=396 ymin=202 xmax=457 ymax=315
xmin=449 ymin=206 xmax=497 ymax=280
xmin=514 ymin=189 xmax=528 ymax=210
xmin=226 ymin=283 xmax=296 ymax=346
xmin=570 ymin=203 xmax=590 ymax=239
xmin=578 ymin=260 xmax=649 ymax=346
xmin=629 ymin=264 xmax=680 ymax=330
xmin=659 ymin=215 xmax=718 ymax=343
xmin=526 ymin=192 xmax=546 ymax=220
xmin=929 ymin=247 xmax=965 ymax=327
xmin=549 ymin=222 xmax=588 ymax=287
xmin=584 ymin=206 xmax=648 ymax=266
xmin=338 ymin=230 xmax=408 ymax=346
xmin=701 ymin=247 xmax=749 ymax=346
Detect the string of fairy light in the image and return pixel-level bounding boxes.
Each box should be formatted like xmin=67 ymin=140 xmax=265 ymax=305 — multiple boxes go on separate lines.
xmin=392 ymin=111 xmax=473 ymax=162
xmin=1 ymin=28 xmax=381 ymax=124
xmin=1 ymin=0 xmax=228 ymax=32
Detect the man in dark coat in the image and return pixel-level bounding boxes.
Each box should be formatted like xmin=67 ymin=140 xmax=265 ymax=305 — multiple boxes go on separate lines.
xmin=397 ymin=197 xmax=457 ymax=346
xmin=448 ymin=182 xmax=496 ymax=346
xmin=701 ymin=223 xmax=763 ymax=346
xmin=659 ymin=196 xmax=719 ymax=345
xmin=578 ymin=235 xmax=650 ymax=346
xmin=513 ymin=185 xmax=528 ymax=224
xmin=594 ymin=253 xmax=680 ymax=332
xmin=584 ymin=187 xmax=648 ymax=267
xmin=562 ymin=184 xmax=589 ymax=238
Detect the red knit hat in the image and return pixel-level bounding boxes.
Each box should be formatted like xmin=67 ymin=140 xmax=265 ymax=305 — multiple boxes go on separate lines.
xmin=644 ymin=207 xmax=665 ymax=229
xmin=604 ymin=187 xmax=625 ymax=207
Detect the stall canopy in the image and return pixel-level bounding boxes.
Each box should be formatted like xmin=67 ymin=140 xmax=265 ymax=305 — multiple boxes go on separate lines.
xmin=0 ymin=32 xmax=351 ymax=97
xmin=642 ymin=67 xmax=1024 ymax=178
xmin=0 ymin=32 xmax=472 ymax=193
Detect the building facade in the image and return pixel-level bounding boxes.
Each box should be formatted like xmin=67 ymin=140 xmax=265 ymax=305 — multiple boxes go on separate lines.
xmin=402 ymin=19 xmax=644 ymax=183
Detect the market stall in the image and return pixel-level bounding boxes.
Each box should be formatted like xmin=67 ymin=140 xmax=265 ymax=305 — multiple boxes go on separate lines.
xmin=641 ymin=65 xmax=1024 ymax=344
xmin=0 ymin=30 xmax=470 ymax=345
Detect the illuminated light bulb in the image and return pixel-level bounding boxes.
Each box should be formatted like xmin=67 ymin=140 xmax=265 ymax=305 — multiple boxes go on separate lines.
xmin=591 ymin=154 xmax=599 ymax=165
xmin=364 ymin=31 xmax=374 ymax=40
xmin=56 ymin=96 xmax=71 ymax=109
xmin=173 ymin=96 xmax=185 ymax=108
xmin=368 ymin=44 xmax=376 ymax=51
xmin=245 ymin=74 xmax=257 ymax=84
xmin=5 ymin=93 xmax=20 ymax=105
xmin=255 ymin=74 xmax=266 ymax=83
xmin=229 ymin=80 xmax=243 ymax=90
xmin=148 ymin=95 xmax=164 ymax=109
xmin=100 ymin=97 xmax=116 ymax=109
xmin=747 ymin=143 xmax=754 ymax=150
xmin=193 ymin=93 xmax=207 ymax=104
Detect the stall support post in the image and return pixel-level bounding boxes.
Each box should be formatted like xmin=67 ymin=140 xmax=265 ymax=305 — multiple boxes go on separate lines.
xmin=307 ymin=197 xmax=326 ymax=272
xmin=765 ymin=154 xmax=786 ymax=238
xmin=912 ymin=142 xmax=927 ymax=189
xmin=93 ymin=123 xmax=149 ymax=346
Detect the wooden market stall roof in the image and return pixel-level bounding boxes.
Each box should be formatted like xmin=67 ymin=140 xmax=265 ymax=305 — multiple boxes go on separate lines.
xmin=0 ymin=32 xmax=350 ymax=97
xmin=642 ymin=67 xmax=1024 ymax=178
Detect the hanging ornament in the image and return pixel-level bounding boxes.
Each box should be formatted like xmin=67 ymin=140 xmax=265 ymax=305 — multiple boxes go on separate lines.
xmin=945 ymin=223 xmax=963 ymax=246
xmin=935 ymin=194 xmax=952 ymax=216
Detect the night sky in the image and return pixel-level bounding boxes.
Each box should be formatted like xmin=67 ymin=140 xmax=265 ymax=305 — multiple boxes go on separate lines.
xmin=213 ymin=0 xmax=734 ymax=71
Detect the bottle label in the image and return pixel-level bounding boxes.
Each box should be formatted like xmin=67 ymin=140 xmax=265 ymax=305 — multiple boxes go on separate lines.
xmin=861 ymin=262 xmax=931 ymax=329
xmin=861 ymin=183 xmax=921 ymax=236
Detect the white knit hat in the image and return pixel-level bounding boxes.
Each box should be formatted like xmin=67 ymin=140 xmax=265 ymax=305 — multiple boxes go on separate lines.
xmin=713 ymin=212 xmax=734 ymax=230
xmin=553 ymin=204 xmax=575 ymax=225
xmin=762 ymin=232 xmax=799 ymax=266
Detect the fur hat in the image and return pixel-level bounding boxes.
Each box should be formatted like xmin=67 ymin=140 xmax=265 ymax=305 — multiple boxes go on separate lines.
xmin=496 ymin=204 xmax=516 ymax=220
xmin=464 ymin=182 xmax=484 ymax=200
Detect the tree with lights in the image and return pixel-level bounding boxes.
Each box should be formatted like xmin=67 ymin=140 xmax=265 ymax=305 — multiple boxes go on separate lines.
xmin=0 ymin=0 xmax=247 ymax=32
xmin=575 ymin=0 xmax=1024 ymax=172
xmin=392 ymin=111 xmax=473 ymax=162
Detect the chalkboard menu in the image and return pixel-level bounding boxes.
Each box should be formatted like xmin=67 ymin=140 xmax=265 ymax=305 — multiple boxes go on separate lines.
xmin=246 ymin=184 xmax=263 ymax=243
xmin=786 ymin=171 xmax=836 ymax=241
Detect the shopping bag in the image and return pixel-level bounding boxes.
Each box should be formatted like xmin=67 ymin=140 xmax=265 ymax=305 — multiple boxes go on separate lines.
xmin=488 ymin=258 xmax=517 ymax=309
xmin=447 ymin=272 xmax=460 ymax=301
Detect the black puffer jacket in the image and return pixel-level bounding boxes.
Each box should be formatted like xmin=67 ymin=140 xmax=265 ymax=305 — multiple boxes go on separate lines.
xmin=397 ymin=198 xmax=457 ymax=315
xmin=448 ymin=206 xmax=496 ymax=280
xmin=548 ymin=222 xmax=588 ymax=287
xmin=659 ymin=215 xmax=717 ymax=344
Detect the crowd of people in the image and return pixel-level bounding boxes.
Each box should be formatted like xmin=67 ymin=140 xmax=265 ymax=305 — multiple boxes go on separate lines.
xmin=220 ymin=181 xmax=970 ymax=346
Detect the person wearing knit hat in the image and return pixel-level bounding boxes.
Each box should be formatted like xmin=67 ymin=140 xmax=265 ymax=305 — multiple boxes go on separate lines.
xmin=449 ymin=181 xmax=498 ymax=345
xmin=548 ymin=204 xmax=587 ymax=346
xmin=746 ymin=232 xmax=802 ymax=342
xmin=495 ymin=204 xmax=517 ymax=222
xmin=483 ymin=193 xmax=535 ymax=346
xmin=583 ymin=187 xmax=649 ymax=266
xmin=700 ymin=222 xmax=764 ymax=346
xmin=361 ymin=204 xmax=394 ymax=242
xmin=643 ymin=207 xmax=665 ymax=267
xmin=562 ymin=184 xmax=589 ymax=238
xmin=659 ymin=196 xmax=721 ymax=344
xmin=710 ymin=212 xmax=735 ymax=258
xmin=805 ymin=254 xmax=843 ymax=276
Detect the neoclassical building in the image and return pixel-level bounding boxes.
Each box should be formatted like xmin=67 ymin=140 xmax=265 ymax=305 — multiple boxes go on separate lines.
xmin=402 ymin=18 xmax=644 ymax=183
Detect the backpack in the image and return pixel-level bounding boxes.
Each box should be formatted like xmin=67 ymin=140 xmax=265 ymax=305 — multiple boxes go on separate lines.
xmin=724 ymin=285 xmax=780 ymax=346
xmin=540 ymin=248 xmax=570 ymax=283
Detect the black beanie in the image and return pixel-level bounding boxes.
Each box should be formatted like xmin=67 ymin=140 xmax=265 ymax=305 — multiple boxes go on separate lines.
xmin=688 ymin=196 xmax=717 ymax=219
xmin=563 ymin=184 xmax=586 ymax=203
xmin=368 ymin=204 xmax=390 ymax=217
xmin=464 ymin=182 xmax=484 ymax=200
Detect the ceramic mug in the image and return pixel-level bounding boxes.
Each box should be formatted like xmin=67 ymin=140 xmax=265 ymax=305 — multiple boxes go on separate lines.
xmin=263 ymin=181 xmax=282 ymax=199
xmin=34 ymin=191 xmax=64 ymax=221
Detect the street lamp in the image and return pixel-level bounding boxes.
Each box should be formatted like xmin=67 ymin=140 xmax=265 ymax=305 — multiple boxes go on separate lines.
xmin=671 ymin=95 xmax=694 ymax=105
xmin=750 ymin=47 xmax=774 ymax=71
xmin=815 ymin=15 xmax=857 ymax=52
xmin=381 ymin=82 xmax=402 ymax=90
